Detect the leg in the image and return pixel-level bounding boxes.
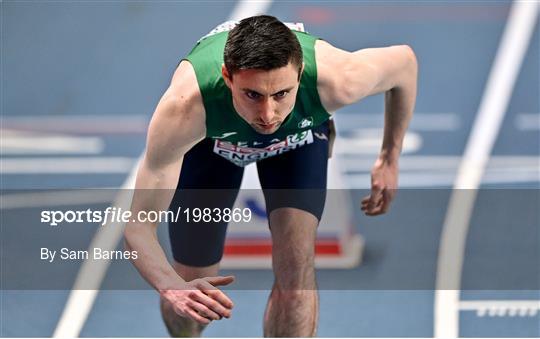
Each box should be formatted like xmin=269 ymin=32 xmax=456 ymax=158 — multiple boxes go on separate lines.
xmin=160 ymin=262 xmax=219 ymax=337
xmin=163 ymin=138 xmax=244 ymax=337
xmin=263 ymin=208 xmax=319 ymax=337
xmin=256 ymin=122 xmax=330 ymax=337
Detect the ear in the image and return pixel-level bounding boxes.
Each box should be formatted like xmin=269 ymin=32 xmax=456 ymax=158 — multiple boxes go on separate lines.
xmin=222 ymin=64 xmax=232 ymax=88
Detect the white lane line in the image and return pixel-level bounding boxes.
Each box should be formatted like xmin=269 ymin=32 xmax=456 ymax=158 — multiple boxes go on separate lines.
xmin=1 ymin=130 xmax=104 ymax=155
xmin=0 ymin=115 xmax=148 ymax=134
xmin=0 ymin=190 xmax=117 ymax=210
xmin=335 ymin=112 xmax=460 ymax=131
xmin=1 ymin=157 xmax=136 ymax=174
xmin=515 ymin=113 xmax=540 ymax=130
xmin=335 ymin=130 xmax=422 ymax=154
xmin=460 ymin=300 xmax=540 ymax=317
xmin=5 ymin=154 xmax=537 ymax=176
xmin=434 ymin=2 xmax=539 ymax=338
xmin=345 ymin=171 xmax=540 ymax=188
xmin=52 ymin=155 xmax=142 ymax=338
xmin=341 ymin=155 xmax=540 ymax=187
xmin=228 ymin=0 xmax=272 ymax=21
xmin=52 ymin=2 xmax=273 ymax=338
xmin=339 ymin=155 xmax=540 ymax=171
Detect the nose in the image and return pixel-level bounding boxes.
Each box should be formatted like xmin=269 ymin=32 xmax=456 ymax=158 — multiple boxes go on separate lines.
xmin=259 ymin=99 xmax=275 ymax=124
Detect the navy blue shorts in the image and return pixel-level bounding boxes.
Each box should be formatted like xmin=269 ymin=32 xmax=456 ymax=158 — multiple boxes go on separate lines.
xmin=168 ymin=121 xmax=330 ymax=266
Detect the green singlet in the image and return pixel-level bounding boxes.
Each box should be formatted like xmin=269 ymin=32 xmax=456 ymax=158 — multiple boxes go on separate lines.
xmin=184 ymin=21 xmax=331 ymax=167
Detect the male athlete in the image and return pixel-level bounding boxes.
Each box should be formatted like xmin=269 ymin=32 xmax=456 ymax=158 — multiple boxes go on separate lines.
xmin=124 ymin=15 xmax=417 ymax=337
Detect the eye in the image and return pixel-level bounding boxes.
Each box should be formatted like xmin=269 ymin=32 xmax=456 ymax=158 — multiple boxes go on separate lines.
xmin=274 ymin=91 xmax=288 ymax=99
xmin=246 ymin=91 xmax=261 ymax=100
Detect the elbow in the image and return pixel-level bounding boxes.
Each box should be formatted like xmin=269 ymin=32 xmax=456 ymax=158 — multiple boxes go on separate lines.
xmin=123 ymin=220 xmax=143 ymax=249
xmin=389 ymin=45 xmax=418 ymax=93
xmin=123 ymin=222 xmax=135 ymax=251
xmin=399 ymin=44 xmax=418 ymax=76
xmin=123 ymin=226 xmax=138 ymax=263
xmin=123 ymin=218 xmax=157 ymax=249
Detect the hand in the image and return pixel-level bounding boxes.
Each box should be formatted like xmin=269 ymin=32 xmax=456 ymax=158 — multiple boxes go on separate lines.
xmin=361 ymin=156 xmax=398 ymax=216
xmin=160 ymin=276 xmax=235 ymax=325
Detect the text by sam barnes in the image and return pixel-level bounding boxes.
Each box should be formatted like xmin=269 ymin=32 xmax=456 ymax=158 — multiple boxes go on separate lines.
xmin=41 ymin=248 xmax=138 ymax=262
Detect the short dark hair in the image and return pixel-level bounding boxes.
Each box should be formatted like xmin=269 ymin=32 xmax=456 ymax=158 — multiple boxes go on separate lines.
xmin=224 ymin=15 xmax=303 ymax=78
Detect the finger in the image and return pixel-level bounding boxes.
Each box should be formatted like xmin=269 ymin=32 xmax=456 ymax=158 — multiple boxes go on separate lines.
xmin=369 ymin=191 xmax=382 ymax=205
xmin=186 ymin=308 xmax=212 ymax=325
xmin=361 ymin=195 xmax=371 ymax=204
xmin=361 ymin=197 xmax=373 ymax=206
xmin=368 ymin=185 xmax=383 ymax=208
xmin=192 ymin=288 xmax=232 ymax=318
xmin=204 ymin=275 xmax=235 ymax=287
xmin=369 ymin=205 xmax=387 ymax=216
xmin=361 ymin=196 xmax=372 ymax=211
xmin=380 ymin=189 xmax=393 ymax=214
xmin=189 ymin=298 xmax=221 ymax=321
xmin=364 ymin=197 xmax=385 ymax=216
xmin=362 ymin=189 xmax=380 ymax=205
xmin=385 ymin=188 xmax=397 ymax=202
xmin=365 ymin=203 xmax=384 ymax=216
xmin=361 ymin=196 xmax=371 ymax=206
xmin=197 ymin=281 xmax=234 ymax=310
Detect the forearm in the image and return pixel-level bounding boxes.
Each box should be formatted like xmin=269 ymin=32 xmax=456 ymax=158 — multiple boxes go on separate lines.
xmin=124 ymin=161 xmax=186 ymax=292
xmin=124 ymin=223 xmax=185 ymax=291
xmin=380 ymin=55 xmax=417 ymax=162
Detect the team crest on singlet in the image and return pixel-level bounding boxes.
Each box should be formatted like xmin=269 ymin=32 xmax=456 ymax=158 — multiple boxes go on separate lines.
xmin=213 ymin=130 xmax=314 ymax=167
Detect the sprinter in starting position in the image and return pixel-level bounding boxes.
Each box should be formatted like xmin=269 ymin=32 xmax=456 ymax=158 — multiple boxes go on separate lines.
xmin=124 ymin=15 xmax=417 ymax=337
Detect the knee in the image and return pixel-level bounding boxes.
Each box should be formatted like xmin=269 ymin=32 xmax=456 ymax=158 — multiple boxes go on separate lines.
xmin=273 ymin=243 xmax=314 ymax=271
xmin=269 ymin=209 xmax=317 ymax=290
xmin=273 ymin=247 xmax=316 ymax=290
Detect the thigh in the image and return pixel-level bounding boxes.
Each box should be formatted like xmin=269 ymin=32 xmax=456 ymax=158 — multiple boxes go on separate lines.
xmin=257 ymin=121 xmax=329 ymax=221
xmin=169 ymin=138 xmax=244 ymax=267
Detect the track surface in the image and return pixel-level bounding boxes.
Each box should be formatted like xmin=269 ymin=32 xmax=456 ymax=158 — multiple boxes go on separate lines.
xmin=1 ymin=1 xmax=539 ymax=337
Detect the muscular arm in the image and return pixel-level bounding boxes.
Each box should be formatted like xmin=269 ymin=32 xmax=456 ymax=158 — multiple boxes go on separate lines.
xmin=125 ymin=62 xmax=234 ymax=325
xmin=124 ymin=60 xmax=206 ymax=291
xmin=316 ymin=40 xmax=418 ymax=214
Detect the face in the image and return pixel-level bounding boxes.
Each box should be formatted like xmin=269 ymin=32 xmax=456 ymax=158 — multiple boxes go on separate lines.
xmin=222 ymin=62 xmax=302 ymax=134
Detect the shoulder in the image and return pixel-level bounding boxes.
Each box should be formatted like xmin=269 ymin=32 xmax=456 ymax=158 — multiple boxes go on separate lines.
xmin=314 ymin=40 xmax=353 ymax=113
xmin=169 ymin=60 xmax=203 ymax=102
xmin=145 ymin=61 xmax=206 ymax=167
xmin=160 ymin=60 xmax=205 ymax=135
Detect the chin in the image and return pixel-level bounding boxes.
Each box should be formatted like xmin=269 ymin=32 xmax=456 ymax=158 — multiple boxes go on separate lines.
xmin=254 ymin=128 xmax=276 ymax=135
xmin=252 ymin=124 xmax=280 ymax=135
